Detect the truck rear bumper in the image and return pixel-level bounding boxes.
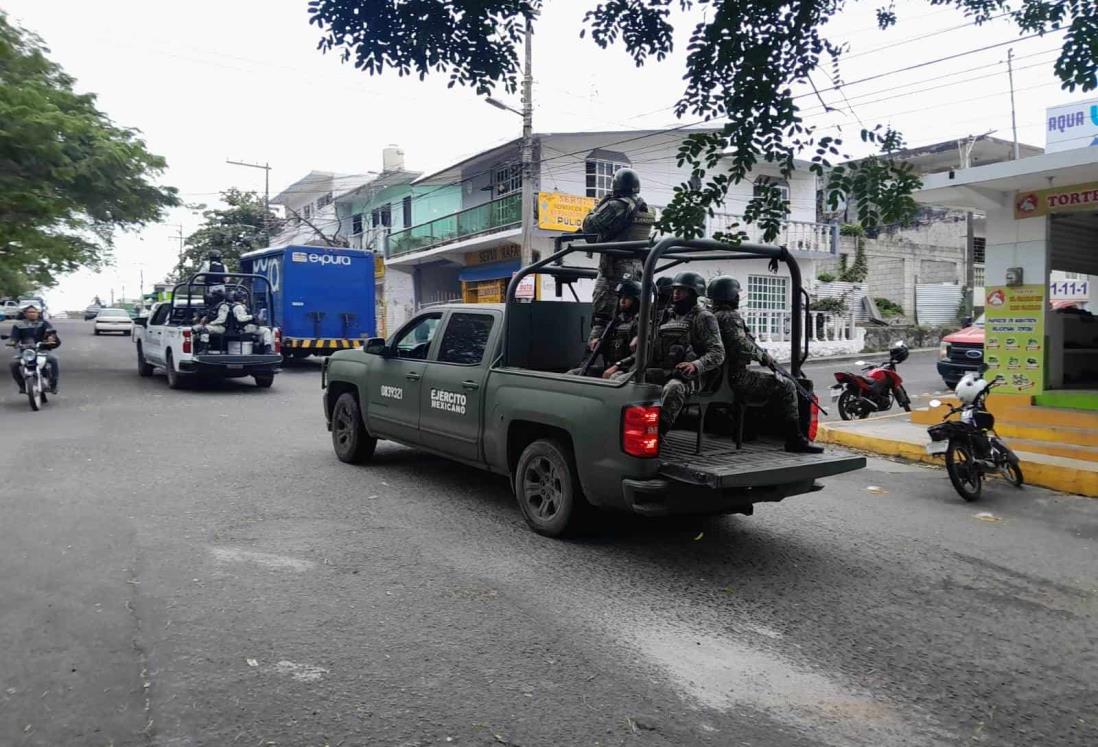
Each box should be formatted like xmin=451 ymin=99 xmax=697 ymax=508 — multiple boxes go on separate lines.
xmin=180 ymin=354 xmax=282 ymax=378
xmin=622 ymin=477 xmax=823 ymax=517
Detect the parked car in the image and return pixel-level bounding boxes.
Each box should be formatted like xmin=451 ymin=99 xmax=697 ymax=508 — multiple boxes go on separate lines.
xmin=1 ymin=300 xmax=19 ymax=319
xmin=937 ymin=314 xmax=985 ymax=389
xmin=84 ymin=304 xmax=102 ymax=321
xmin=94 ymin=308 xmax=135 ymax=335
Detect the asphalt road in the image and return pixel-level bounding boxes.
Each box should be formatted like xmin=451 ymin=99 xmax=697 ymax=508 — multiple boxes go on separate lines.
xmin=802 ymin=349 xmax=947 ymax=423
xmin=1 ymin=321 xmax=1095 ymax=746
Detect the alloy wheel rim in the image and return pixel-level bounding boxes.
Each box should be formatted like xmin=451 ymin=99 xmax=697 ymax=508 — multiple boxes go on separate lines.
xmin=334 ymin=403 xmax=353 ymax=450
xmin=523 ymin=456 xmax=563 ymax=521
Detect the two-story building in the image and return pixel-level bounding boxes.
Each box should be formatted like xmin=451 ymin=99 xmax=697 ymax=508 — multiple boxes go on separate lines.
xmin=270 ymin=170 xmax=373 ymax=247
xmin=370 ymin=129 xmax=841 ymax=355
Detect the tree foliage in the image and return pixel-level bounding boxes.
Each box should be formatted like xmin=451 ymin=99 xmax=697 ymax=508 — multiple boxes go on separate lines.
xmin=307 ymin=0 xmax=1096 ymax=242
xmin=0 ymin=13 xmax=178 ymax=297
xmin=176 ymin=189 xmax=283 ymax=278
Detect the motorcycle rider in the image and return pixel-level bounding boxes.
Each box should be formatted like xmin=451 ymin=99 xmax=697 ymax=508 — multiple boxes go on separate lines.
xmin=7 ymin=303 xmax=60 ymax=393
xmin=708 ymin=276 xmax=822 ymax=454
xmin=569 ymin=279 xmax=641 ymax=377
xmin=609 ymin=272 xmax=724 ymax=435
xmin=582 ymin=168 xmax=655 ymax=347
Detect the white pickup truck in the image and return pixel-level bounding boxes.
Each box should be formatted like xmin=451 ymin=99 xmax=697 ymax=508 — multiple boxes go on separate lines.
xmin=132 ymin=275 xmax=282 ymax=389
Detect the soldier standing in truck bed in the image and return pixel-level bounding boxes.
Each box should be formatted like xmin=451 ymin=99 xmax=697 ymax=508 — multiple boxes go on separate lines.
xmin=707 ymin=275 xmax=822 ymax=454
xmin=581 ymin=168 xmax=654 ymax=347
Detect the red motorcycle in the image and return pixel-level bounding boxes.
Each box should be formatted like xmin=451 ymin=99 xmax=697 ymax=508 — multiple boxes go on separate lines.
xmin=830 ymin=342 xmax=912 ymax=420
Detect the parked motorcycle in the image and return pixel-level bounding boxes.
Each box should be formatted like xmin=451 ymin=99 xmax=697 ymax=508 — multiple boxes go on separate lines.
xmin=16 ymin=341 xmax=54 ymax=411
xmin=925 ymin=372 xmax=1023 ymax=501
xmin=830 ymin=341 xmax=912 ymax=420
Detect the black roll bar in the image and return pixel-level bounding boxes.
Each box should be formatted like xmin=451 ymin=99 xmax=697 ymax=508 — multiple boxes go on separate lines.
xmin=503 ymin=236 xmax=804 ymax=378
xmin=171 ymin=271 xmax=277 ymax=322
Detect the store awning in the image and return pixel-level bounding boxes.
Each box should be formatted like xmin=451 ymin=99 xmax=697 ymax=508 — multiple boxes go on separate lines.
xmin=458 ymin=259 xmax=521 ymax=283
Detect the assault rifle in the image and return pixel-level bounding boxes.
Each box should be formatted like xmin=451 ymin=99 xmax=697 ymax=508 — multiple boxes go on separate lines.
xmin=745 ymin=326 xmax=829 ymax=416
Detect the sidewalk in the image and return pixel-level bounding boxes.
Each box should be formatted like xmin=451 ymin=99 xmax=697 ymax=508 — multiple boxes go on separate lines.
xmin=803 ymin=347 xmax=937 ymax=365
xmin=818 ymin=413 xmax=1098 ymax=497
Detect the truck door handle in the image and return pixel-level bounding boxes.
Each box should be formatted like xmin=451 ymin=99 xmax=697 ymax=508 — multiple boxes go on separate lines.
xmin=461 ymin=380 xmax=480 ymax=391
xmin=405 ymin=371 xmax=421 ymax=382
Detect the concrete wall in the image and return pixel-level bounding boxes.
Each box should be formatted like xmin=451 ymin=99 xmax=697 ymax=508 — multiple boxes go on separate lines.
xmin=383 ymin=266 xmax=416 ymax=335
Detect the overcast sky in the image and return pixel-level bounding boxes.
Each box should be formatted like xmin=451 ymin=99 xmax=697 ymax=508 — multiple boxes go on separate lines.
xmin=4 ymin=0 xmax=1081 ymax=309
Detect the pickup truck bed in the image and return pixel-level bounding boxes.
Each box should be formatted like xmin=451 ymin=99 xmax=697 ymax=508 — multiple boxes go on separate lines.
xmin=659 ymin=432 xmax=866 ymax=489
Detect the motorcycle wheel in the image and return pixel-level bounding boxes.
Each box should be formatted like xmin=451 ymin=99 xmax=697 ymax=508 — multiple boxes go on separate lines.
xmin=27 ymin=376 xmax=41 ymax=411
xmin=945 ymin=439 xmax=982 ymax=501
xmin=837 ymin=390 xmax=868 ymax=421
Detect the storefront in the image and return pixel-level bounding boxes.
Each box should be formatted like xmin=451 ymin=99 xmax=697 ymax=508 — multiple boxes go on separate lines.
xmin=459 ymin=244 xmax=526 ymax=303
xmin=917 ymin=146 xmax=1098 ymax=405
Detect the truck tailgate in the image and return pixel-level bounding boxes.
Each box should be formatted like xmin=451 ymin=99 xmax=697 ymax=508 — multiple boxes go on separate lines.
xmin=658 ymin=432 xmax=865 ymax=489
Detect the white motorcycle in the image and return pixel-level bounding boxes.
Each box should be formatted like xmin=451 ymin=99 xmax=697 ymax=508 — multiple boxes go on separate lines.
xmin=16 ymin=342 xmax=54 ymax=411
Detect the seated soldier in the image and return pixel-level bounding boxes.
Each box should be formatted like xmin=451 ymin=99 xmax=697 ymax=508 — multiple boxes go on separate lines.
xmin=568 ymin=279 xmax=640 ymax=377
xmin=228 ymin=289 xmax=274 ymax=351
xmin=708 ymin=275 xmax=822 ymax=453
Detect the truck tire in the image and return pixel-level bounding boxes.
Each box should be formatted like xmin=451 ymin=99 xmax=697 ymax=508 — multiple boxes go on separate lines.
xmin=136 ymin=343 xmax=154 ymax=377
xmin=513 ymin=439 xmax=590 ymax=538
xmin=165 ymin=350 xmax=183 ymax=390
xmin=331 ymin=392 xmax=376 ymax=464
xmin=253 ymin=374 xmax=274 ymax=388
xmin=93 ymin=329 xmax=100 ymax=336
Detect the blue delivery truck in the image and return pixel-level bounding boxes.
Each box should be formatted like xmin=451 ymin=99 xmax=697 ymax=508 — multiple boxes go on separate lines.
xmin=239 ymin=245 xmax=376 ymax=359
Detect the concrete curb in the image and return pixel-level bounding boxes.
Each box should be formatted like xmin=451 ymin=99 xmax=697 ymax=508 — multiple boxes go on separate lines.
xmin=802 ymin=347 xmax=938 ymax=366
xmin=818 ymin=422 xmax=1098 ymax=498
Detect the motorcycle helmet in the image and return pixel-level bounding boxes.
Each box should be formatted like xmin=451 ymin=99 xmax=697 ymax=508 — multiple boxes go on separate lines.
xmin=954 ymin=371 xmax=988 ymax=405
xmin=889 ymin=340 xmax=909 ymax=364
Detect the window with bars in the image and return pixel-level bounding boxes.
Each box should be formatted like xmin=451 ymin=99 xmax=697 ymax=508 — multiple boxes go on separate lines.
xmin=494 ymin=164 xmax=522 ymax=196
xmin=351 ymin=214 xmax=363 ymax=235
xmin=747 ymin=275 xmax=789 ymax=338
xmin=973 ymin=236 xmax=986 ymax=264
xmin=585 ymin=159 xmax=627 ymax=198
xmin=316 ymin=191 xmax=333 ymax=210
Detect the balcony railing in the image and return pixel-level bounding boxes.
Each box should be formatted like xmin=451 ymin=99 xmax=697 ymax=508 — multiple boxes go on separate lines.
xmin=706 ymin=214 xmax=838 ymax=254
xmin=744 ymin=309 xmax=857 ymax=343
xmin=387 ymin=193 xmax=521 ymax=258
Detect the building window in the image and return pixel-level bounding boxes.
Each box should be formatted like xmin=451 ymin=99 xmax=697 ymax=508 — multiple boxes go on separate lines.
xmin=973 ymin=236 xmax=986 ymax=264
xmin=371 ymin=205 xmax=392 ymax=228
xmin=316 ymin=191 xmax=333 ymax=210
xmin=352 ymin=214 xmax=363 ymax=235
xmin=494 ymin=164 xmax=522 ymax=197
xmin=302 ymin=203 xmax=313 ymax=220
xmin=585 ymin=159 xmax=627 ymax=198
xmin=747 ymin=275 xmax=790 ymax=338
xmin=403 ymin=195 xmax=413 ymax=228
xmin=753 ymin=176 xmax=790 ymax=203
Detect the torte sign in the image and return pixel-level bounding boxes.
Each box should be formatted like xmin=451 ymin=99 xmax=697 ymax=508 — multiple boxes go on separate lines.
xmin=1014 ymin=181 xmax=1098 ymax=219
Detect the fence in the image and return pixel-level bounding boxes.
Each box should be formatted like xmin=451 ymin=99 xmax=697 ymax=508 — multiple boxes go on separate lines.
xmin=744 ymin=309 xmax=857 ymax=343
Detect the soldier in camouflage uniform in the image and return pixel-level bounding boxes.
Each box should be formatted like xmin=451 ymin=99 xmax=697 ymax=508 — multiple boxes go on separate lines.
xmin=582 ymin=168 xmax=654 ymax=346
xmin=610 ymin=271 xmax=724 ymax=434
xmin=708 ymin=276 xmax=823 ymax=453
xmin=567 ymin=279 xmax=641 ymax=377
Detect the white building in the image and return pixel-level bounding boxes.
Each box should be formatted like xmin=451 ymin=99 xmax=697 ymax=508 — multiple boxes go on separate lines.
xmin=269 ymin=171 xmax=374 ymax=247
xmin=376 ymin=129 xmax=845 ymax=357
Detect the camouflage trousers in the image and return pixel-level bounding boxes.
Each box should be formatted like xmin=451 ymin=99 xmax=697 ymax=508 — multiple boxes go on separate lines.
xmin=590 ymin=257 xmax=643 ymax=340
xmin=730 ymin=368 xmax=800 ymax=430
xmin=660 ymin=376 xmax=697 ymax=433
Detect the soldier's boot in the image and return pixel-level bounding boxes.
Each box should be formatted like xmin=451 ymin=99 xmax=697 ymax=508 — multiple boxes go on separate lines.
xmin=785 ymin=431 xmax=824 ymax=454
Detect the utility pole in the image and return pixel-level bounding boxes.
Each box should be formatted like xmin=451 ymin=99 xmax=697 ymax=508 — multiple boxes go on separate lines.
xmin=519 ymin=18 xmax=534 ymax=268
xmin=227 ymin=158 xmax=272 ymax=246
xmin=173 ymin=224 xmax=185 ymax=278
xmin=1007 ymin=48 xmax=1020 ymax=160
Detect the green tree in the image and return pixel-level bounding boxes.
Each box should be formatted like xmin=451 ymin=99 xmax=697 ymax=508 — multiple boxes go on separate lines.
xmin=0 ymin=13 xmax=178 ymax=297
xmin=307 ymin=0 xmax=1095 ymax=240
xmin=175 ymin=189 xmax=283 ymax=278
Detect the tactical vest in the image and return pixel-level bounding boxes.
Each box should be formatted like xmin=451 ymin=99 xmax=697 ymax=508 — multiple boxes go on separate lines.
xmin=614 ymin=197 xmax=655 ymax=242
xmin=718 ymin=309 xmax=754 ymax=369
xmin=604 ymin=315 xmax=635 ymax=364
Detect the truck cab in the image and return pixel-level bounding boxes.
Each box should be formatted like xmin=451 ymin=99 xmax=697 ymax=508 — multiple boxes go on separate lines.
xmin=322 ymin=236 xmax=865 ymax=537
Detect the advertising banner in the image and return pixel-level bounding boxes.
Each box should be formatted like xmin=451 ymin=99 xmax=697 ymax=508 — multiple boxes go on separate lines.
xmin=1014 ymin=180 xmax=1098 ymax=219
xmin=984 ymin=285 xmax=1046 ymax=394
xmin=537 ymin=192 xmax=598 ymax=232
xmin=1045 ymin=98 xmax=1098 ymax=153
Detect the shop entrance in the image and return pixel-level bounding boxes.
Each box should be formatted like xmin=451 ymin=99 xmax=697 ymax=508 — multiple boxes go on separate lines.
xmin=1048 ymin=212 xmax=1098 ymax=393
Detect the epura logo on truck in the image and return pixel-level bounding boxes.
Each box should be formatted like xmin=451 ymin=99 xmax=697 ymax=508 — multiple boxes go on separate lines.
xmin=291 ymin=251 xmax=352 ymax=266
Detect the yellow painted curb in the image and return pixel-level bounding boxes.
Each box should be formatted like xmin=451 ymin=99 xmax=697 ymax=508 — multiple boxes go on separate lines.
xmin=817 ymin=424 xmax=1098 ymax=498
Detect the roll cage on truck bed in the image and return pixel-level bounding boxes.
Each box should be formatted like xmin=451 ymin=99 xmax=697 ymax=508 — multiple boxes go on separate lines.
xmin=322 ymin=235 xmax=865 ymax=537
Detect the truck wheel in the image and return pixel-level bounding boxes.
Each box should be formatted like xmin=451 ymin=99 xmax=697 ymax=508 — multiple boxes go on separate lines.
xmin=165 ymin=350 xmax=183 ymax=390
xmin=93 ymin=329 xmax=100 ymax=336
xmin=253 ymin=374 xmax=274 ymax=388
xmin=331 ymin=392 xmax=376 ymax=464
xmin=136 ymin=343 xmax=154 ymax=377
xmin=514 ymin=439 xmax=590 ymax=538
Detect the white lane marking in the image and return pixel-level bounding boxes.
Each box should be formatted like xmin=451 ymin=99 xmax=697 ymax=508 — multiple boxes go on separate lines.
xmin=208 ymin=547 xmax=315 ymax=572
xmin=273 ymin=660 xmax=328 ymax=682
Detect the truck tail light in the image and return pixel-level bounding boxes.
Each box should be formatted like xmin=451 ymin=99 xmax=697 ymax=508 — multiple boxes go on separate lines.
xmin=273 ymin=328 xmax=282 ymax=354
xmin=622 ymin=404 xmax=660 ymax=458
xmin=808 ymin=400 xmax=820 ymax=441
xmin=182 ymin=329 xmax=192 ymax=354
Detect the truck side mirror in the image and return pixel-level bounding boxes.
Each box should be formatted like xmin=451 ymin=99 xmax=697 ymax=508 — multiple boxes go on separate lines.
xmin=133 ymin=317 xmax=148 ymax=327
xmin=363 ymin=337 xmax=388 ymax=356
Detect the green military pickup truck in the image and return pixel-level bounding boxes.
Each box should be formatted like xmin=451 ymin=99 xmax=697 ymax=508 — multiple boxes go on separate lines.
xmin=322 ymin=237 xmax=865 ymax=536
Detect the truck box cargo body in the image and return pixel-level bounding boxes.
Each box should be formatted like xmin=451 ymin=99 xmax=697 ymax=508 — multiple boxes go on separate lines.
xmin=240 ymin=245 xmax=376 ymax=354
